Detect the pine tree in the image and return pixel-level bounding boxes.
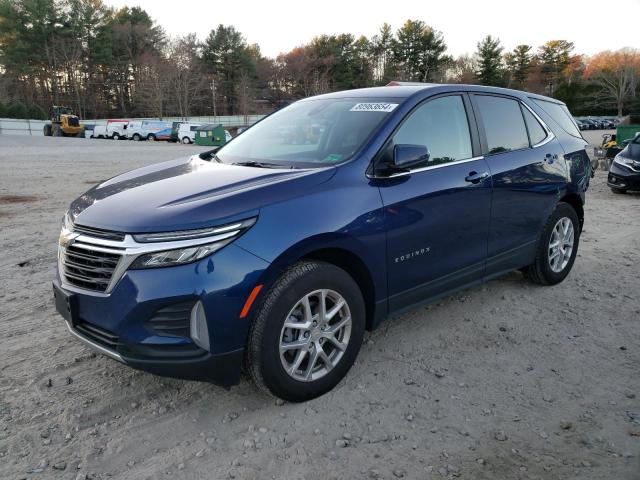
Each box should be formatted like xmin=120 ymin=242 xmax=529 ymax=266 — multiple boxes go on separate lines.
xmin=475 ymin=35 xmax=504 ymax=86
xmin=504 ymin=45 xmax=532 ymax=89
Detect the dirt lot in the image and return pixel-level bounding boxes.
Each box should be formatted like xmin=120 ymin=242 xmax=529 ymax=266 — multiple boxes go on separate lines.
xmin=1 ymin=134 xmax=639 ymax=480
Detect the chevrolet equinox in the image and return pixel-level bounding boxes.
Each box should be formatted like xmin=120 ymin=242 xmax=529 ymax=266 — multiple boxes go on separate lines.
xmin=53 ymin=84 xmax=591 ymax=401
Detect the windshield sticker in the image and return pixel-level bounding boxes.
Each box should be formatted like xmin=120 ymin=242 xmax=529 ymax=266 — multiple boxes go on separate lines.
xmin=350 ymin=103 xmax=398 ymax=113
xmin=324 ymin=154 xmax=342 ymax=162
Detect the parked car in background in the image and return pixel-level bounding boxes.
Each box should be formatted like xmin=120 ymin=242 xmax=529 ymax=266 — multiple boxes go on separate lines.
xmin=53 ymin=84 xmax=591 ymax=401
xmin=608 ymin=132 xmax=640 ymax=194
xmin=127 ymin=120 xmax=172 ymax=141
xmin=177 ymin=123 xmax=203 ymax=144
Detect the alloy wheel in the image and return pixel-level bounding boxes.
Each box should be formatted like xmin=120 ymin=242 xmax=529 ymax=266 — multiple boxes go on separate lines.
xmin=548 ymin=217 xmax=574 ymax=273
xmin=279 ymin=289 xmax=352 ymax=382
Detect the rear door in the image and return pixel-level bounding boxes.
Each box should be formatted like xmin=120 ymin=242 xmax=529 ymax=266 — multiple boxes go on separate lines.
xmin=375 ymin=93 xmax=493 ymax=311
xmin=470 ymin=94 xmax=567 ymax=276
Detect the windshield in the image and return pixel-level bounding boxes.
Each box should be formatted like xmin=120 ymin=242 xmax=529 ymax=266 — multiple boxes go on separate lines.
xmin=215 ymin=98 xmax=400 ymax=168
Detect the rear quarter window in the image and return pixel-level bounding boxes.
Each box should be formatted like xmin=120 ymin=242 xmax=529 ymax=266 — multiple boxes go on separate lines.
xmin=531 ymin=99 xmax=582 ymax=139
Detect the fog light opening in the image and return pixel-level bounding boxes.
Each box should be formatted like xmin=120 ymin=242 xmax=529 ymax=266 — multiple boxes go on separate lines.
xmin=190 ymin=301 xmax=210 ymax=351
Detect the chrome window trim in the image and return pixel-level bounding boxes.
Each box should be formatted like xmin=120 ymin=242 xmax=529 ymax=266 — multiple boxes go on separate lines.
xmin=520 ymin=101 xmax=555 ymax=148
xmin=64 ymin=321 xmax=124 ymax=362
xmin=58 ymin=224 xmax=248 ymax=295
xmin=367 ymin=156 xmax=486 ymax=179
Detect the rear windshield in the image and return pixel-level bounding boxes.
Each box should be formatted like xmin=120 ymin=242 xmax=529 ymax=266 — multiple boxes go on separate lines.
xmin=216 ymin=98 xmax=399 ymax=168
xmin=531 ymin=98 xmax=582 ymax=139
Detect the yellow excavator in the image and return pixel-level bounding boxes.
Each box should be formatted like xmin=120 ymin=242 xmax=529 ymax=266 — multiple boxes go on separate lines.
xmin=43 ymin=106 xmax=85 ymax=137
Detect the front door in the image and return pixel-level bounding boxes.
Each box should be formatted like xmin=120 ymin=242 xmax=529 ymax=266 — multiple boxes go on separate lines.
xmin=374 ymin=94 xmax=493 ymax=312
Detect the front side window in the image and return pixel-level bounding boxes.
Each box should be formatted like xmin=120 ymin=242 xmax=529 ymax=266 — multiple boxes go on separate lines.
xmin=215 ymin=98 xmax=399 ymax=168
xmin=476 ymin=95 xmax=529 ymax=154
xmin=384 ymin=95 xmax=473 ymax=166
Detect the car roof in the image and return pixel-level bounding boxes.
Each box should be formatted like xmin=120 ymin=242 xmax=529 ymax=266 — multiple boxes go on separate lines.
xmin=304 ymin=83 xmax=564 ymax=105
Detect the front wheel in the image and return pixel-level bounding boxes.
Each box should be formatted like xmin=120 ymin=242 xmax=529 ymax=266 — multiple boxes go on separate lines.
xmin=181 ymin=136 xmax=191 ymax=144
xmin=147 ymin=134 xmax=156 ymax=142
xmin=112 ymin=133 xmax=120 ymax=140
xmin=247 ymin=261 xmax=365 ymax=402
xmin=523 ymin=202 xmax=580 ymax=285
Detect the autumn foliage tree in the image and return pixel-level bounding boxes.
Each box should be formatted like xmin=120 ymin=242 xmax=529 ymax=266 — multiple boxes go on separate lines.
xmin=584 ymin=48 xmax=640 ymax=117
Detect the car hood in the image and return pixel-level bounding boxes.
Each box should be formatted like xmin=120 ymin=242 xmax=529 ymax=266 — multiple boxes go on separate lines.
xmin=69 ymin=156 xmax=335 ymax=232
xmin=624 ymin=142 xmax=640 ymax=161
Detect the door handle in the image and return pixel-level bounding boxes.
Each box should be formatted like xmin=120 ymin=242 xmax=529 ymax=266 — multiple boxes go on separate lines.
xmin=544 ymin=153 xmax=557 ymax=164
xmin=465 ymin=171 xmax=489 ymax=184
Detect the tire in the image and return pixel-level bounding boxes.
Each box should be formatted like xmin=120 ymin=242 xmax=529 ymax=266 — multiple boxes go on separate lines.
xmin=53 ymin=124 xmax=63 ymax=137
xmin=147 ymin=134 xmax=156 ymax=141
xmin=523 ymin=202 xmax=580 ymax=286
xmin=247 ymin=261 xmax=365 ymax=402
xmin=132 ymin=133 xmax=141 ymax=141
xmin=112 ymin=133 xmax=120 ymax=140
xmin=181 ymin=136 xmax=191 ymax=144
xmin=43 ymin=124 xmax=52 ymax=136
xmin=610 ymin=187 xmax=626 ymax=194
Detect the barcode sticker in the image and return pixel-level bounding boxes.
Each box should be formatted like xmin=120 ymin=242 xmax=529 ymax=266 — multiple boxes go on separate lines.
xmin=350 ymin=103 xmax=398 ymax=113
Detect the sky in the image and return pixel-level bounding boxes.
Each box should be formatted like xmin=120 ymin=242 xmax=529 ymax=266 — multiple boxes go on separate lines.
xmin=105 ymin=0 xmax=640 ymax=58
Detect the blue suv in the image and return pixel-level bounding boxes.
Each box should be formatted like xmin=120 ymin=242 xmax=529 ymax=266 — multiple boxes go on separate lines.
xmin=53 ymin=84 xmax=591 ymax=401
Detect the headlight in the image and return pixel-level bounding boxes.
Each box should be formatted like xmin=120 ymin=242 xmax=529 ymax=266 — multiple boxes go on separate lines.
xmin=131 ymin=239 xmax=233 ymax=269
xmin=614 ymin=154 xmax=632 ymax=166
xmin=130 ymin=217 xmax=256 ymax=269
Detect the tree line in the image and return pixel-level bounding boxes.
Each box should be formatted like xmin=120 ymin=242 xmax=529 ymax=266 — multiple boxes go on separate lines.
xmin=1 ymin=0 xmax=639 ymax=120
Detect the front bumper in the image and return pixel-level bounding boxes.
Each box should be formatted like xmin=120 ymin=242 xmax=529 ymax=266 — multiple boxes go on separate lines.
xmin=608 ymin=161 xmax=640 ymax=191
xmin=53 ymin=243 xmax=269 ymax=387
xmin=61 ymin=317 xmax=244 ymax=385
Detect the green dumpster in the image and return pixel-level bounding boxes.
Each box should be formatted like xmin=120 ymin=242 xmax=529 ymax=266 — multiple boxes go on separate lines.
xmin=194 ymin=124 xmax=227 ymax=146
xmin=616 ymin=125 xmax=640 ymax=147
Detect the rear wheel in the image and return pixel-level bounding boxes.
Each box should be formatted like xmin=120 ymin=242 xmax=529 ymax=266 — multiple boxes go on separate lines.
xmin=43 ymin=124 xmax=52 ymax=136
xmin=132 ymin=133 xmax=141 ymax=141
xmin=610 ymin=187 xmax=626 ymax=194
xmin=247 ymin=261 xmax=365 ymax=402
xmin=181 ymin=136 xmax=191 ymax=144
xmin=523 ymin=202 xmax=580 ymax=285
xmin=112 ymin=132 xmax=120 ymax=140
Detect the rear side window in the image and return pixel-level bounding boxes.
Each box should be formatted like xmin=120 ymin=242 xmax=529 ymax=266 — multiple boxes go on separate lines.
xmin=522 ymin=107 xmax=547 ymax=145
xmin=475 ymin=95 xmax=529 ymax=154
xmin=392 ymin=95 xmax=473 ymax=165
xmin=531 ymin=99 xmax=582 ymax=138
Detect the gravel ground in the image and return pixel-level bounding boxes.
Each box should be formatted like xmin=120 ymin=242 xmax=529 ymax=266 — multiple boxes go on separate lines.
xmin=1 ymin=133 xmax=638 ymax=480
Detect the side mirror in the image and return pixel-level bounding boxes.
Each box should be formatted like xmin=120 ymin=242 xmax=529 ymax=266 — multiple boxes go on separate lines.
xmin=394 ymin=144 xmax=430 ymax=169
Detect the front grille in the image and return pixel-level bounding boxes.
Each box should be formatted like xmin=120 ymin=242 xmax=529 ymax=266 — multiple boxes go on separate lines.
xmin=73 ymin=224 xmax=126 ymax=242
xmin=63 ymin=242 xmax=123 ymax=292
xmin=75 ymin=321 xmax=120 ymax=350
xmin=146 ymin=301 xmax=195 ymax=337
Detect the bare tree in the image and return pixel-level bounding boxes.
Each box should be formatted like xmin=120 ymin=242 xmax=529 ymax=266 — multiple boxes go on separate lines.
xmin=584 ymin=48 xmax=640 ymax=117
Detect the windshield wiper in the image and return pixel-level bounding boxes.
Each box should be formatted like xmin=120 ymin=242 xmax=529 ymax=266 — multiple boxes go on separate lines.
xmin=198 ymin=147 xmax=221 ymax=161
xmin=231 ymin=160 xmax=285 ymax=169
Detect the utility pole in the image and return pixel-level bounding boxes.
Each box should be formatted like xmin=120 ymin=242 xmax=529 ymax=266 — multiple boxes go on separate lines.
xmin=211 ymin=79 xmax=217 ymax=120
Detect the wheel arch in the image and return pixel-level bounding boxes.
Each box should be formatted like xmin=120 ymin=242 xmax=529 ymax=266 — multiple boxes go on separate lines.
xmin=254 ymin=237 xmax=382 ymax=332
xmin=300 ymin=247 xmax=377 ymax=331
xmin=559 ymin=192 xmax=584 ymax=231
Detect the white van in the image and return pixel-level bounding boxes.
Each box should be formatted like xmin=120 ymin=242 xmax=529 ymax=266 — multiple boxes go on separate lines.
xmin=128 ymin=120 xmax=172 ymax=141
xmin=177 ymin=123 xmax=203 ymax=144
xmin=91 ymin=120 xmax=128 ymax=139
